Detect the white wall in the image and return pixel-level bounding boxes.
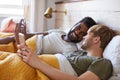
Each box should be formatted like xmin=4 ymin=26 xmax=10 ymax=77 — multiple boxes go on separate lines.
xmin=29 ymin=0 xmax=61 ymax=32
xmin=26 ymin=0 xmax=61 ymax=32
xmin=55 ymin=0 xmax=120 ymax=32
xmin=0 ymin=0 xmax=59 ymax=32
xmin=30 ymin=0 xmax=46 ymax=32
xmin=44 ymin=0 xmax=61 ymax=31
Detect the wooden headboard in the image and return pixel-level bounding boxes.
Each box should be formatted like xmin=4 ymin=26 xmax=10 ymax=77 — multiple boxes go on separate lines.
xmin=55 ymin=0 xmax=120 ymax=32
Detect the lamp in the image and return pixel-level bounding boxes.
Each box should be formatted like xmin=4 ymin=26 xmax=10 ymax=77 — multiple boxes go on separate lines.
xmin=44 ymin=7 xmax=67 ymax=18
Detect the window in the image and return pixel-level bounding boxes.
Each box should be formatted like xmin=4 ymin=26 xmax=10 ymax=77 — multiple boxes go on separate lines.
xmin=0 ymin=0 xmax=24 ymax=17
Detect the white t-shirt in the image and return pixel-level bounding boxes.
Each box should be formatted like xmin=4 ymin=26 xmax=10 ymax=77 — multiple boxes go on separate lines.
xmin=36 ymin=29 xmax=78 ymax=54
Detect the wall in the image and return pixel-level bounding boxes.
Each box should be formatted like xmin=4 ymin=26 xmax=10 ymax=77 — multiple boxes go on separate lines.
xmin=2 ymin=0 xmax=119 ymax=32
xmin=31 ymin=0 xmax=46 ymax=32
xmin=24 ymin=0 xmax=60 ymax=32
xmin=55 ymin=0 xmax=120 ymax=32
xmin=0 ymin=0 xmax=58 ymax=32
xmin=30 ymin=0 xmax=61 ymax=32
xmin=44 ymin=0 xmax=62 ymax=30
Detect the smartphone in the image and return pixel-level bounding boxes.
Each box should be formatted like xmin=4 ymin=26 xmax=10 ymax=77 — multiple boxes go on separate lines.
xmin=18 ymin=33 xmax=26 ymax=45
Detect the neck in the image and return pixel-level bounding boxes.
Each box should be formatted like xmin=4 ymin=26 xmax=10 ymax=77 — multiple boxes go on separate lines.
xmin=86 ymin=48 xmax=103 ymax=58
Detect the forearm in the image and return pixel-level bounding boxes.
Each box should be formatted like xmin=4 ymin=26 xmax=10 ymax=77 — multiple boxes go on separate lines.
xmin=0 ymin=36 xmax=15 ymax=44
xmin=36 ymin=59 xmax=78 ymax=80
xmin=36 ymin=61 xmax=100 ymax=80
xmin=18 ymin=44 xmax=100 ymax=80
xmin=18 ymin=45 xmax=78 ymax=80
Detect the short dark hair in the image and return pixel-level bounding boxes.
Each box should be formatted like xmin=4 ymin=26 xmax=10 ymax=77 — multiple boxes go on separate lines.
xmin=67 ymin=17 xmax=96 ymax=43
xmin=76 ymin=16 xmax=96 ymax=29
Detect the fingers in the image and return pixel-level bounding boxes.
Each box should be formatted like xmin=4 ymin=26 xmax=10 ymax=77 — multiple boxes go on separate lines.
xmin=17 ymin=44 xmax=37 ymax=64
xmin=17 ymin=51 xmax=22 ymax=57
xmin=17 ymin=51 xmax=28 ymax=62
xmin=18 ymin=49 xmax=27 ymax=56
xmin=17 ymin=46 xmax=30 ymax=62
xmin=17 ymin=44 xmax=31 ymax=57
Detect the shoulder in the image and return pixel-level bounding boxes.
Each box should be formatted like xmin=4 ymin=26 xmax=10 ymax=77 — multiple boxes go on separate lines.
xmin=90 ymin=58 xmax=113 ymax=71
xmin=92 ymin=58 xmax=112 ymax=65
xmin=47 ymin=29 xmax=66 ymax=34
xmin=88 ymin=58 xmax=113 ymax=80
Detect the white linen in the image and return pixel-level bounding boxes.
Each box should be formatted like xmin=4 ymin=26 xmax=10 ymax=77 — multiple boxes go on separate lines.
xmin=103 ymin=35 xmax=120 ymax=80
xmin=55 ymin=53 xmax=78 ymax=76
xmin=109 ymin=74 xmax=120 ymax=80
xmin=36 ymin=35 xmax=43 ymax=54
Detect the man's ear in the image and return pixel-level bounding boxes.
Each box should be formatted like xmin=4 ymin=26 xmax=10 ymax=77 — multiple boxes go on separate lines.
xmin=93 ymin=36 xmax=100 ymax=44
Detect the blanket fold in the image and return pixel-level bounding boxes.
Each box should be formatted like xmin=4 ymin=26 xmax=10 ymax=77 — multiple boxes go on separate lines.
xmin=0 ymin=32 xmax=17 ymax=53
xmin=0 ymin=52 xmax=59 ymax=80
xmin=0 ymin=32 xmax=37 ymax=53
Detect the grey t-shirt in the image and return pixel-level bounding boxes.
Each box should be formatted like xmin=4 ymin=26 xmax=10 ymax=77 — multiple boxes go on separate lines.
xmin=64 ymin=50 xmax=113 ymax=80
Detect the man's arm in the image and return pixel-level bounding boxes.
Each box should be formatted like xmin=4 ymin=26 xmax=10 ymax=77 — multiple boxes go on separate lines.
xmin=14 ymin=21 xmax=49 ymax=44
xmin=35 ymin=59 xmax=100 ymax=80
xmin=78 ymin=71 xmax=100 ymax=80
xmin=0 ymin=32 xmax=48 ymax=44
xmin=17 ymin=45 xmax=100 ymax=80
xmin=0 ymin=36 xmax=15 ymax=44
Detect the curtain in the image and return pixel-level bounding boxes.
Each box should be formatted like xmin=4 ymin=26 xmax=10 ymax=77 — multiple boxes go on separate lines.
xmin=23 ymin=0 xmax=31 ymax=22
xmin=22 ymin=0 xmax=47 ymax=32
xmin=22 ymin=0 xmax=36 ymax=32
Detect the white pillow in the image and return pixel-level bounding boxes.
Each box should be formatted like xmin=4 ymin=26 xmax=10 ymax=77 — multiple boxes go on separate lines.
xmin=103 ymin=35 xmax=120 ymax=75
xmin=0 ymin=17 xmax=23 ymax=30
xmin=109 ymin=74 xmax=120 ymax=80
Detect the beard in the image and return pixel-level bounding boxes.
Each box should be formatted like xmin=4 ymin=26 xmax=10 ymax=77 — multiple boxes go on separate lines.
xmin=81 ymin=43 xmax=88 ymax=50
xmin=67 ymin=30 xmax=81 ymax=43
xmin=81 ymin=40 xmax=91 ymax=50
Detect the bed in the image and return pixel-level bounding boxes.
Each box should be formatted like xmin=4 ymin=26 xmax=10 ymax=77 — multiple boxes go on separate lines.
xmin=55 ymin=0 xmax=120 ymax=80
xmin=0 ymin=0 xmax=120 ymax=80
xmin=0 ymin=17 xmax=24 ymax=53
